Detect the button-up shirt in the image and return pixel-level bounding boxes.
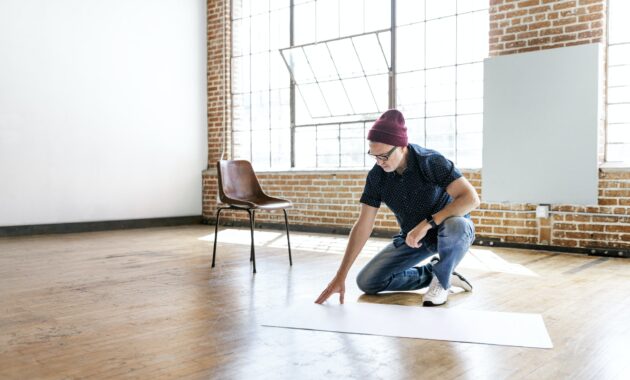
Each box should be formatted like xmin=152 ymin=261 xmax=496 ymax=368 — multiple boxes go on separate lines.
xmin=360 ymin=143 xmax=468 ymax=246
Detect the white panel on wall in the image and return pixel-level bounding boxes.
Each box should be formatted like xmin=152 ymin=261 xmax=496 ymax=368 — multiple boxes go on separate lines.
xmin=482 ymin=44 xmax=602 ymax=205
xmin=0 ymin=0 xmax=207 ymax=226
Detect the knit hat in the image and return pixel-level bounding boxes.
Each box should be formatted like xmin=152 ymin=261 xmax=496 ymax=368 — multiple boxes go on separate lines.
xmin=367 ymin=109 xmax=408 ymax=147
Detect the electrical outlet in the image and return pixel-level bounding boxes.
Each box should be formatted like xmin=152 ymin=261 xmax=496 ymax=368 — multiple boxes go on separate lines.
xmin=536 ymin=204 xmax=550 ymax=218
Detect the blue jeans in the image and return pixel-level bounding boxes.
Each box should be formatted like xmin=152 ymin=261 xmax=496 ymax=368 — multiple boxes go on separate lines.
xmin=356 ymin=216 xmax=475 ymax=293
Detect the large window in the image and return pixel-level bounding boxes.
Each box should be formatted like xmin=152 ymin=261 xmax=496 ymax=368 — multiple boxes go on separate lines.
xmin=396 ymin=0 xmax=487 ymax=168
xmin=231 ymin=0 xmax=488 ymax=170
xmin=231 ymin=0 xmax=291 ymax=170
xmin=607 ymin=0 xmax=630 ymax=163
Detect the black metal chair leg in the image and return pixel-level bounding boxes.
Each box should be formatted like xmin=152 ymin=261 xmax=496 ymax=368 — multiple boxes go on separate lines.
xmin=248 ymin=209 xmax=256 ymax=274
xmin=211 ymin=207 xmax=225 ymax=268
xmin=283 ymin=209 xmax=292 ymax=266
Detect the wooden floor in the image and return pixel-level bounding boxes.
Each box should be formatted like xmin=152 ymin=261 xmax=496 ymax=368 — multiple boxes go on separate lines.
xmin=1 ymin=225 xmax=629 ymax=379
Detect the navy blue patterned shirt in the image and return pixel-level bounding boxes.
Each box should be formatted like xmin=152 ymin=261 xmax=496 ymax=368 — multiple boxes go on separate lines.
xmin=360 ymin=143 xmax=467 ymax=246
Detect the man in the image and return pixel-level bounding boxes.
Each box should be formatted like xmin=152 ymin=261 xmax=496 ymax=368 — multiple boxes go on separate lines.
xmin=315 ymin=109 xmax=480 ymax=307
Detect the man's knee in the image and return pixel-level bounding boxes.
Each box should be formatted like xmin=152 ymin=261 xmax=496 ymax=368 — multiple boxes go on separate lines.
xmin=441 ymin=216 xmax=472 ymax=238
xmin=356 ymin=270 xmax=383 ymax=295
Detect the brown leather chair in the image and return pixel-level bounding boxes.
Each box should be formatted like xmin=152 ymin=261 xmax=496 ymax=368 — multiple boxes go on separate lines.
xmin=211 ymin=160 xmax=292 ymax=273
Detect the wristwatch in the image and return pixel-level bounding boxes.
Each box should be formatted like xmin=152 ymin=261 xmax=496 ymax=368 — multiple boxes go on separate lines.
xmin=426 ymin=216 xmax=438 ymax=229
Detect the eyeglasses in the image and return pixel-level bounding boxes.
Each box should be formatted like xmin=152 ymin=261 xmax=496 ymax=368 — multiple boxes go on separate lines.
xmin=367 ymin=146 xmax=398 ymax=162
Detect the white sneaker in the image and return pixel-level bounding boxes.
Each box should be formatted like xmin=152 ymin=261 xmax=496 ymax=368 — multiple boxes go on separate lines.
xmin=450 ymin=271 xmax=473 ymax=292
xmin=423 ymin=276 xmax=449 ymax=307
xmin=429 ymin=256 xmax=473 ymax=292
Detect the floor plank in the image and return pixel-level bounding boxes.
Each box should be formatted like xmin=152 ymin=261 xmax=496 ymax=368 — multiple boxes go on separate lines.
xmin=1 ymin=225 xmax=629 ymax=379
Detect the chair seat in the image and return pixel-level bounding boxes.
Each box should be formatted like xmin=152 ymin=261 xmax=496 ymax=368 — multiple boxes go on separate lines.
xmin=254 ymin=196 xmax=292 ymax=210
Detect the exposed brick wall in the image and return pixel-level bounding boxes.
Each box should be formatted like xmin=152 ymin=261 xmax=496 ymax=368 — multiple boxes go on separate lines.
xmin=204 ymin=0 xmax=630 ymax=252
xmin=489 ymin=0 xmax=605 ymax=55
xmin=207 ymin=0 xmax=230 ymax=165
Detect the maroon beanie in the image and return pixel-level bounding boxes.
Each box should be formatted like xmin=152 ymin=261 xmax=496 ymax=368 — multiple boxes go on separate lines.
xmin=367 ymin=109 xmax=408 ymax=147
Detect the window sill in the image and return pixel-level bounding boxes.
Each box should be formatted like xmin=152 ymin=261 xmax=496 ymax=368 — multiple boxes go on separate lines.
xmin=600 ymin=162 xmax=630 ymax=172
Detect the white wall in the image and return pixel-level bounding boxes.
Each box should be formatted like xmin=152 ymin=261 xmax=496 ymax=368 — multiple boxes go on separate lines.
xmin=0 ymin=0 xmax=207 ymax=226
xmin=482 ymin=44 xmax=601 ymax=205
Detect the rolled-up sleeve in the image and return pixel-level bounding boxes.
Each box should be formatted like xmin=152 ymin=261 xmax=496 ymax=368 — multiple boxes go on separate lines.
xmin=359 ymin=170 xmax=381 ymax=208
xmin=422 ymin=153 xmax=462 ymax=188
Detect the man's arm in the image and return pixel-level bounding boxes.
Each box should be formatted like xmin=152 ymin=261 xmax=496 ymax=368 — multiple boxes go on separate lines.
xmin=315 ymin=203 xmax=379 ymax=304
xmin=405 ymin=176 xmax=480 ymax=248
xmin=433 ymin=176 xmax=481 ymax=224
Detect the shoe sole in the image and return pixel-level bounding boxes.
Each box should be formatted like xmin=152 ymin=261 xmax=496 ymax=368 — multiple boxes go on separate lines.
xmin=451 ymin=272 xmax=473 ymax=292
xmin=422 ymin=300 xmax=447 ymax=307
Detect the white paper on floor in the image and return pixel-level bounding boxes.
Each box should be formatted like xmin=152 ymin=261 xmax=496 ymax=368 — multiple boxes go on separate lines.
xmin=261 ymin=302 xmax=553 ymax=349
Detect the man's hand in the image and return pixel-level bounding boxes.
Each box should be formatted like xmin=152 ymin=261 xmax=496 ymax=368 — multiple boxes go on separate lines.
xmin=315 ymin=276 xmax=346 ymax=304
xmin=405 ymin=221 xmax=431 ymax=248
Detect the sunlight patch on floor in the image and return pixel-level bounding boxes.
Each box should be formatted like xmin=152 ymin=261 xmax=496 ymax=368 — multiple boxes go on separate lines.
xmin=200 ymin=229 xmax=539 ymax=276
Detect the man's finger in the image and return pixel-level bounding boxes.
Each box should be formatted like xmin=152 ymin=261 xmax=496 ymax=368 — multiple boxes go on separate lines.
xmin=315 ymin=290 xmax=330 ymax=304
xmin=340 ymin=291 xmax=344 ymax=304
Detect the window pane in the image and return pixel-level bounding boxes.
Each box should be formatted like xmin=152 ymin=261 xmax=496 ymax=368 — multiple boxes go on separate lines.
xmin=250 ymin=52 xmax=269 ymax=92
xmin=328 ymin=39 xmax=364 ymax=78
xmin=457 ymin=0 xmax=487 ymax=13
xmin=457 ymin=114 xmax=483 ymax=134
xmin=317 ymin=0 xmax=339 ymax=41
xmin=364 ymin=0 xmax=391 ymax=33
xmin=232 ymin=56 xmax=250 ymax=94
xmin=270 ymin=0 xmax=289 ymax=11
xmin=608 ymin=65 xmax=630 ymax=87
xmin=607 ymin=123 xmax=630 ymax=143
xmin=397 ymin=71 xmax=425 ymax=118
xmin=397 ymin=0 xmax=425 ymax=26
xmin=232 ymin=18 xmax=250 ymax=57
xmin=250 ymin=13 xmax=269 ymax=53
xmin=270 ymin=88 xmax=290 ymax=128
xmin=297 ymin=84 xmax=330 ymax=118
xmin=233 ymin=0 xmax=251 ymax=19
xmin=426 ymin=116 xmax=456 ymax=159
xmin=250 ymin=0 xmax=268 ymax=15
xmin=251 ymin=91 xmax=270 ymax=130
xmin=282 ymin=48 xmax=315 ymax=84
xmin=339 ymin=0 xmax=364 ymax=37
xmin=608 ymin=86 xmax=630 ymax=104
xmin=353 ymin=34 xmax=389 ymax=75
xmin=606 ymin=143 xmax=630 ymax=162
xmin=608 ymin=104 xmax=630 ymax=123
xmin=367 ymin=74 xmax=389 ymax=112
xmin=426 ymin=0 xmax=455 ymax=20
xmin=426 ymin=17 xmax=456 ymax=68
xmin=232 ymin=94 xmax=250 ymax=131
xmin=343 ymin=77 xmax=379 ymax=114
xmin=270 ymin=128 xmax=291 ymax=169
xmin=233 ymin=131 xmax=251 ymax=161
xmin=320 ymin=81 xmax=354 ymax=115
xmin=608 ymin=44 xmax=630 ymax=67
xmin=457 ymin=11 xmax=488 ymax=64
xmin=378 ymin=31 xmax=392 ymax=68
xmin=270 ymin=51 xmax=289 ymax=89
xmin=303 ymin=43 xmax=338 ymax=81
xmin=294 ymin=2 xmax=316 ymax=45
xmin=251 ymin=130 xmax=271 ymax=169
xmin=406 ymin=118 xmax=425 ymax=146
xmin=269 ymin=7 xmax=290 ymax=50
xmin=295 ymin=126 xmax=317 ymax=167
xmin=340 ymin=123 xmax=366 ymax=167
xmin=426 ymin=67 xmax=455 ymax=117
xmin=456 ymin=147 xmax=482 ymax=168
xmin=317 ymin=125 xmax=340 ymax=167
xmin=609 ymin=0 xmax=630 ymax=44
xmin=396 ymin=23 xmax=425 ymax=73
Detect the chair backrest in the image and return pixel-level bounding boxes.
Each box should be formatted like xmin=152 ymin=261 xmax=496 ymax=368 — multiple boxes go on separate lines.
xmin=216 ymin=160 xmax=265 ymax=204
